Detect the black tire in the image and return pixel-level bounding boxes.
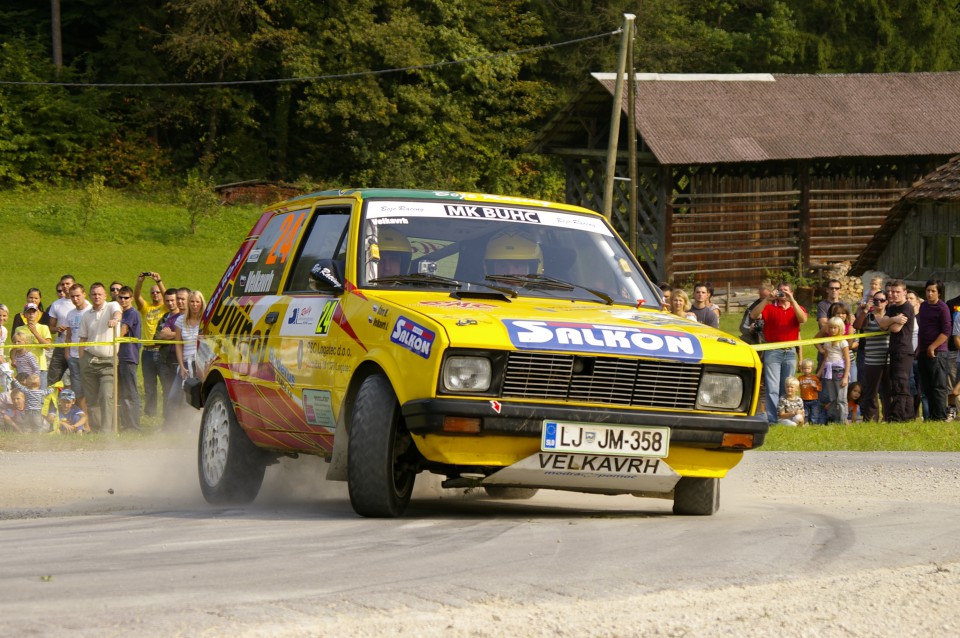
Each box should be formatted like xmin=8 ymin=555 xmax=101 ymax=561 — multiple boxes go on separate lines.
xmin=198 ymin=383 xmax=266 ymax=505
xmin=483 ymin=486 xmax=539 ymax=500
xmin=672 ymin=477 xmax=720 ymax=515
xmin=348 ymin=374 xmax=416 ymax=517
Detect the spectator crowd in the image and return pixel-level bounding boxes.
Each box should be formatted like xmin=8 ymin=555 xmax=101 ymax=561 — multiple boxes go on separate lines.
xmin=663 ymin=275 xmax=960 ymax=427
xmin=0 ymin=272 xmax=205 ymax=434
xmin=740 ymin=276 xmax=960 ymax=427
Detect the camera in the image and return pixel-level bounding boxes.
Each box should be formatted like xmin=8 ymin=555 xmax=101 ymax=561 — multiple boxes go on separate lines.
xmin=141 ymin=271 xmax=152 ymax=278
xmin=775 ymin=291 xmax=785 ymax=298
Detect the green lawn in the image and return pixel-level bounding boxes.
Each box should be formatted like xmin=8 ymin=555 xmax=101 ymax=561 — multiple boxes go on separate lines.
xmin=0 ymin=187 xmax=262 ymax=305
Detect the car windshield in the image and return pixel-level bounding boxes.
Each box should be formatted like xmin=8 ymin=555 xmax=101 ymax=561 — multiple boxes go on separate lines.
xmin=359 ymin=198 xmax=656 ymax=306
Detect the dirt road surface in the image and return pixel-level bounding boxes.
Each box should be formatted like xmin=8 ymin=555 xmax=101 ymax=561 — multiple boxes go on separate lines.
xmin=2 ymin=442 xmax=960 ymax=637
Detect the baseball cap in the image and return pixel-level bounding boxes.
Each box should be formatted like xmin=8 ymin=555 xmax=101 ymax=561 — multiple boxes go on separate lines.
xmin=59 ymin=389 xmax=76 ymax=401
xmin=24 ymin=302 xmax=38 ymax=312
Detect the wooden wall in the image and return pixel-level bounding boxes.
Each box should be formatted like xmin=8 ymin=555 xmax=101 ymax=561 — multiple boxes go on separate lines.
xmin=563 ymin=157 xmax=934 ymax=287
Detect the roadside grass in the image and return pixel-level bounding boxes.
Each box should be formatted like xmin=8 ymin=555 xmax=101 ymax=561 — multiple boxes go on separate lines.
xmin=0 ymin=187 xmax=261 ymax=303
xmin=763 ymin=420 xmax=960 ymax=451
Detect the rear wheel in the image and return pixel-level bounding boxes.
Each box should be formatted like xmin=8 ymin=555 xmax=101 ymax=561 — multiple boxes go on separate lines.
xmin=672 ymin=477 xmax=720 ymax=515
xmin=483 ymin=486 xmax=539 ymax=500
xmin=348 ymin=374 xmax=416 ymax=517
xmin=198 ymin=383 xmax=266 ymax=505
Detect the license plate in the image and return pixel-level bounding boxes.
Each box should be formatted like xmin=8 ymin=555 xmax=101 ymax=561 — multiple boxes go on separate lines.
xmin=541 ymin=421 xmax=670 ymax=458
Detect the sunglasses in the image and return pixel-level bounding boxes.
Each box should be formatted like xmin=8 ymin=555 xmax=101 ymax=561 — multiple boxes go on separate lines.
xmin=117 ymin=295 xmax=132 ymax=300
xmin=110 ymin=287 xmax=121 ymax=292
xmin=873 ymin=297 xmax=887 ymax=303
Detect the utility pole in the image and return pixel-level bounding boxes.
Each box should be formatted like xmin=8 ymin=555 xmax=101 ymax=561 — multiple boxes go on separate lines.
xmin=602 ymin=13 xmax=635 ymax=221
xmin=626 ymin=20 xmax=638 ymax=254
xmin=51 ymin=0 xmax=63 ymax=71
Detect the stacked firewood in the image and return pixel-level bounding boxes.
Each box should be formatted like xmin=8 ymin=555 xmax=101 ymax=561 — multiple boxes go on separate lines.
xmin=822 ymin=261 xmax=864 ymax=304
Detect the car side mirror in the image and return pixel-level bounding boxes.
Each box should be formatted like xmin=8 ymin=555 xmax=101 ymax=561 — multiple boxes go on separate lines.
xmin=309 ymin=259 xmax=345 ymax=293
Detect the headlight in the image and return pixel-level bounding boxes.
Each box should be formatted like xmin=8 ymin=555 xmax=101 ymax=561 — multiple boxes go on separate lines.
xmin=697 ymin=373 xmax=743 ymax=410
xmin=442 ymin=356 xmax=492 ymax=392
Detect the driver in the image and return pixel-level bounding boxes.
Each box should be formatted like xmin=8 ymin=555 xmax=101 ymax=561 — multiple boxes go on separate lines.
xmin=483 ymin=232 xmax=543 ymax=276
xmin=375 ymin=228 xmax=413 ymax=277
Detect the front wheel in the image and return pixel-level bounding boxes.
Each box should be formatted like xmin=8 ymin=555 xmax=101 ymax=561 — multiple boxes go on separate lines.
xmin=348 ymin=374 xmax=417 ymax=517
xmin=198 ymin=383 xmax=266 ymax=505
xmin=672 ymin=477 xmax=720 ymax=515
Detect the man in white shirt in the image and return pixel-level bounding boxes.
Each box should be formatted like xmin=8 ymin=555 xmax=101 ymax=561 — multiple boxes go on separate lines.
xmin=64 ymin=283 xmax=93 ymax=412
xmin=78 ymin=282 xmax=122 ymax=433
xmin=47 ymin=274 xmax=76 ymax=385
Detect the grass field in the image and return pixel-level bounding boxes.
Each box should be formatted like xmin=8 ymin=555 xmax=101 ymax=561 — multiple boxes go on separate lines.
xmin=0 ymin=186 xmax=945 ymax=451
xmin=0 ymin=187 xmax=262 ymax=305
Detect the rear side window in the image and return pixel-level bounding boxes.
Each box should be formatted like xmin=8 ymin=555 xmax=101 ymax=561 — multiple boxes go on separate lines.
xmin=286 ymin=208 xmax=351 ymax=293
xmin=235 ymin=209 xmax=309 ymax=296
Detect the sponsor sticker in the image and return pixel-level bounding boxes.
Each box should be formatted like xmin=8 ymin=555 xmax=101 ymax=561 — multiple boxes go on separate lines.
xmin=302 ymin=389 xmax=336 ymax=428
xmin=246 ymin=248 xmax=263 ymax=263
xmin=390 ymin=316 xmax=436 ymax=359
xmin=243 ymin=270 xmax=275 ymax=294
xmin=278 ymin=299 xmax=337 ymax=337
xmin=502 ymin=319 xmax=703 ymax=362
xmin=443 ymin=204 xmax=541 ymax=223
xmin=419 ymin=300 xmax=497 ymax=310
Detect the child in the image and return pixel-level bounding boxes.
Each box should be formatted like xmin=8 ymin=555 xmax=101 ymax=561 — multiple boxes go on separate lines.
xmin=1 ymin=389 xmax=27 ymax=433
xmin=9 ymin=333 xmax=41 ymax=381
xmin=861 ymin=275 xmax=884 ymax=306
xmin=830 ymin=302 xmax=859 ymax=383
xmin=818 ymin=316 xmax=850 ymax=425
xmin=45 ymin=389 xmax=88 ymax=434
xmin=847 ymin=381 xmax=863 ymax=423
xmin=3 ymin=373 xmax=45 ymax=432
xmin=777 ymin=377 xmax=806 ymax=426
xmin=797 ymin=359 xmax=823 ymax=424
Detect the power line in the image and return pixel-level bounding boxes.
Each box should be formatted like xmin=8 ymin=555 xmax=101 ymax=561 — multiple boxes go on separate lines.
xmin=0 ymin=29 xmax=621 ymax=88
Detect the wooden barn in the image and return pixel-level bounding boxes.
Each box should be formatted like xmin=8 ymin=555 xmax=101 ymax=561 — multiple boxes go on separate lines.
xmin=530 ymin=72 xmax=960 ymax=286
xmin=851 ymin=155 xmax=960 ymax=297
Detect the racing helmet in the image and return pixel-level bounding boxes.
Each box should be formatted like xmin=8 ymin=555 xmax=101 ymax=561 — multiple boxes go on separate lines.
xmin=376 ymin=227 xmax=413 ymax=276
xmin=484 ymin=232 xmax=543 ymax=275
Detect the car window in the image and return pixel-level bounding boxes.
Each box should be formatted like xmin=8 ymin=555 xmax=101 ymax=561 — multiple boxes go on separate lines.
xmin=285 ymin=208 xmax=351 ymax=293
xmin=235 ymin=209 xmax=309 ymax=296
xmin=358 ymin=199 xmax=657 ymax=305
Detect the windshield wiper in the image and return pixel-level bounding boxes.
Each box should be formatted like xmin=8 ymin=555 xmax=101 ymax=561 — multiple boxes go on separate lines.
xmin=371 ymin=273 xmax=518 ymax=298
xmin=485 ymin=274 xmax=614 ymax=305
xmin=370 ymin=273 xmax=462 ymax=288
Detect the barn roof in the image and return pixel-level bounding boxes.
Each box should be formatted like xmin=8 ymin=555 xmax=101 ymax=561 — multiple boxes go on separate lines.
xmin=851 ymin=154 xmax=960 ymax=275
xmin=531 ymin=72 xmax=960 ymax=165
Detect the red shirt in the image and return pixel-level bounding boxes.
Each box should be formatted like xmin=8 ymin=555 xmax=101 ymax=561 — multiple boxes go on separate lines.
xmin=761 ymin=302 xmax=805 ymax=344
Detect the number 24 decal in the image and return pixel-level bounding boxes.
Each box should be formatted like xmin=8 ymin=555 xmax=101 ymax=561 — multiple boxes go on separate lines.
xmin=265 ymin=212 xmax=306 ymax=265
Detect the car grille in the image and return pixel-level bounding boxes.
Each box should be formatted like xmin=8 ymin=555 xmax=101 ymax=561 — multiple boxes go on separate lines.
xmin=502 ymin=352 xmax=702 ymax=410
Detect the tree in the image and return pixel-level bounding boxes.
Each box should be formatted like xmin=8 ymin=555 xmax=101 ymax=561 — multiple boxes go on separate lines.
xmin=786 ymin=0 xmax=960 ymax=72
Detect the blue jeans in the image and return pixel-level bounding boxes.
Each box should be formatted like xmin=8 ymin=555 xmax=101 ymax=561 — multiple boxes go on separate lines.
xmin=764 ymin=348 xmax=797 ymax=424
xmin=141 ymin=349 xmax=160 ymax=417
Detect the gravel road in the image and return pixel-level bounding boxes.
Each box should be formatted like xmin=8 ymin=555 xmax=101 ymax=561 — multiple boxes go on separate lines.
xmin=2 ymin=444 xmax=960 ymax=637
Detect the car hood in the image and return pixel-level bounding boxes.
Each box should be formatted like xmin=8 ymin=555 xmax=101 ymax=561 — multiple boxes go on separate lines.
xmin=378 ymin=292 xmax=757 ymax=367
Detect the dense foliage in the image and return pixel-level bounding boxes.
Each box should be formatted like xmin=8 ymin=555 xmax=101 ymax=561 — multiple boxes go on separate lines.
xmin=1 ymin=0 xmax=958 ymax=194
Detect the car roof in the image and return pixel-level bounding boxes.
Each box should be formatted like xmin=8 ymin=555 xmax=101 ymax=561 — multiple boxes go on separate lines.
xmin=266 ymin=188 xmax=601 ymax=217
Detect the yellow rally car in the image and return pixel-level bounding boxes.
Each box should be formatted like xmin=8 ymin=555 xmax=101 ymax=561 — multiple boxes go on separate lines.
xmin=187 ymin=188 xmax=767 ymax=517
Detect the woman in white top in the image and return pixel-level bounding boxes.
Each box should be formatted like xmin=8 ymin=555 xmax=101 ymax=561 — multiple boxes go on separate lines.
xmin=175 ymin=290 xmax=205 ymax=380
xmin=0 ymin=304 xmax=8 ymax=359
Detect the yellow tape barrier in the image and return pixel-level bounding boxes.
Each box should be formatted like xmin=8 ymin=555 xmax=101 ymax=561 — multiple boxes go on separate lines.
xmin=7 ymin=334 xmax=888 ymax=353
xmin=751 ymin=330 xmax=886 ymax=352
xmin=2 ymin=337 xmax=187 ymax=350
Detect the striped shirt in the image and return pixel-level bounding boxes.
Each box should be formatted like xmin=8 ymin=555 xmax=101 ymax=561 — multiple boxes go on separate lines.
xmin=861 ymin=314 xmax=889 ymax=367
